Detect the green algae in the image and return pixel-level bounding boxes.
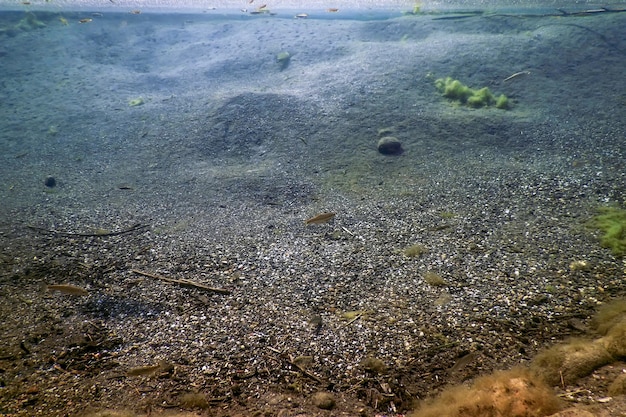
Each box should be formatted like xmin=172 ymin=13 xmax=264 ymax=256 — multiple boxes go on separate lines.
xmin=434 ymin=77 xmax=509 ymax=109
xmin=591 ymin=206 xmax=626 ymax=257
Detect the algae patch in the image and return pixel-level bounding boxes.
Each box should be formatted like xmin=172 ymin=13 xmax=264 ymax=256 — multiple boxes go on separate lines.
xmin=434 ymin=77 xmax=509 ymax=109
xmin=590 ymin=206 xmax=626 ymax=256
xmin=128 ymin=97 xmax=144 ymax=107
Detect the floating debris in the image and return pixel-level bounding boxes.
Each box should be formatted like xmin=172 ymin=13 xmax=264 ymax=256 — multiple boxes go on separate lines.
xmin=47 ymin=284 xmax=89 ymax=296
xmin=295 ymin=13 xmax=308 ymax=18
xmin=305 ymin=212 xmax=335 ymax=225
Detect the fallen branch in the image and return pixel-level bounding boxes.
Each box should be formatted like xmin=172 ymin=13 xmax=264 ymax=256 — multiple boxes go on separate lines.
xmin=27 ymin=223 xmax=149 ymax=237
xmin=339 ymin=313 xmax=362 ymax=329
xmin=503 ymin=70 xmax=530 ymax=82
xmin=131 ymin=269 xmax=231 ymax=295
xmin=267 ymin=347 xmax=326 ymax=384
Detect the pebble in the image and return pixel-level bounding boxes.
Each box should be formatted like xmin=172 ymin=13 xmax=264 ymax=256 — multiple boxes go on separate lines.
xmin=377 ymin=136 xmax=403 ymax=155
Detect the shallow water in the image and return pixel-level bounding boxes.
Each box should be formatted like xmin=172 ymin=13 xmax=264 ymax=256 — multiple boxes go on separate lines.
xmin=1 ymin=6 xmax=626 ymax=415
xmin=1 ymin=8 xmax=624 ymax=215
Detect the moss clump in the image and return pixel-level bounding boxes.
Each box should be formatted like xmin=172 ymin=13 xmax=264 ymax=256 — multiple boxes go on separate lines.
xmin=276 ymin=51 xmax=291 ymax=70
xmin=361 ymin=356 xmax=387 ymax=374
xmin=404 ymin=243 xmax=428 ymax=258
xmin=128 ymin=97 xmax=144 ymax=107
xmin=434 ymin=77 xmax=509 ymax=110
xmin=495 ymin=94 xmax=510 ymax=109
xmin=592 ymin=299 xmax=626 ymax=335
xmin=590 ymin=206 xmax=626 ymax=256
xmin=179 ymin=392 xmax=209 ymax=409
xmin=311 ymin=391 xmax=336 ymax=410
xmin=608 ymin=373 xmax=626 ymax=396
xmin=424 ymin=271 xmax=447 ymax=287
xmin=410 ymin=367 xmax=561 ymax=417
xmin=530 ymin=338 xmax=613 ymax=386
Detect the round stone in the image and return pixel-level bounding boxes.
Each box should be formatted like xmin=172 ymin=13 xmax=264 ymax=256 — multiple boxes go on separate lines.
xmin=377 ymin=136 xmax=403 ymax=155
xmin=44 ymin=176 xmax=56 ymax=188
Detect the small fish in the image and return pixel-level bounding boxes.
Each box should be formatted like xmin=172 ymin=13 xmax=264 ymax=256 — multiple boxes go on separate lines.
xmin=295 ymin=13 xmax=308 ymax=18
xmin=47 ymin=284 xmax=89 ymax=296
xmin=449 ymin=351 xmax=478 ymax=373
xmin=327 ymin=8 xmax=339 ymax=12
xmin=59 ymin=17 xmax=68 ymax=25
xmin=129 ymin=10 xmax=141 ymax=14
xmin=257 ymin=4 xmax=267 ymax=9
xmin=305 ymin=212 xmax=336 ymax=225
xmin=127 ymin=363 xmax=162 ymax=376
xmin=127 ymin=360 xmax=172 ymax=376
xmin=78 ymin=18 xmax=93 ymax=24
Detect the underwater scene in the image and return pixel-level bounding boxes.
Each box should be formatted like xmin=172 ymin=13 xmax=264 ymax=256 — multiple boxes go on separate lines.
xmin=1 ymin=2 xmax=626 ymax=416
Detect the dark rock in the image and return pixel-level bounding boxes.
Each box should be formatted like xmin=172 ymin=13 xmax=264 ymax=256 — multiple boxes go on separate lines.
xmin=44 ymin=176 xmax=56 ymax=188
xmin=377 ymin=136 xmax=403 ymax=155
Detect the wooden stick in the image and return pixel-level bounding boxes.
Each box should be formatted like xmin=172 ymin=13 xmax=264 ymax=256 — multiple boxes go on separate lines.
xmin=503 ymin=70 xmax=530 ymax=82
xmin=339 ymin=313 xmax=362 ymax=329
xmin=27 ymin=223 xmax=148 ymax=237
xmin=131 ymin=269 xmax=231 ymax=295
xmin=287 ymin=358 xmax=324 ymax=384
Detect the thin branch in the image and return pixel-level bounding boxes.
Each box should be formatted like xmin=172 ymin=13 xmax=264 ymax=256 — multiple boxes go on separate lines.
xmin=27 ymin=223 xmax=149 ymax=237
xmin=131 ymin=269 xmax=231 ymax=295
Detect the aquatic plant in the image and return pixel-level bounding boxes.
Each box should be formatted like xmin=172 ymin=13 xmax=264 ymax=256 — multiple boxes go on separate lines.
xmin=128 ymin=98 xmax=144 ymax=107
xmin=434 ymin=77 xmax=509 ymax=110
xmin=592 ymin=299 xmax=626 ymax=335
xmin=439 ymin=211 xmax=456 ymax=219
xmin=410 ymin=367 xmax=561 ymax=417
xmin=16 ymin=12 xmax=46 ymax=31
xmin=276 ymin=51 xmax=291 ymax=70
xmin=311 ymin=391 xmax=336 ymax=410
xmin=179 ymin=392 xmax=209 ymax=409
xmin=423 ymin=271 xmax=447 ymax=287
xmin=495 ymin=94 xmax=510 ymax=109
xmin=530 ymin=338 xmax=613 ymax=386
xmin=360 ymin=356 xmax=387 ymax=374
xmin=590 ymin=206 xmax=626 ymax=256
xmin=609 ymin=373 xmax=626 ymax=396
xmin=404 ymin=243 xmax=428 ymax=257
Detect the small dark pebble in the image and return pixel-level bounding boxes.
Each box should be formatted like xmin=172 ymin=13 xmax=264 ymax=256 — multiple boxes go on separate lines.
xmin=44 ymin=176 xmax=56 ymax=188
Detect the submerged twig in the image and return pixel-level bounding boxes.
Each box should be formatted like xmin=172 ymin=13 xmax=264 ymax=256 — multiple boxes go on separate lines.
xmin=27 ymin=223 xmax=149 ymax=237
xmin=131 ymin=269 xmax=231 ymax=295
xmin=503 ymin=70 xmax=531 ymax=82
xmin=340 ymin=313 xmax=362 ymax=329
